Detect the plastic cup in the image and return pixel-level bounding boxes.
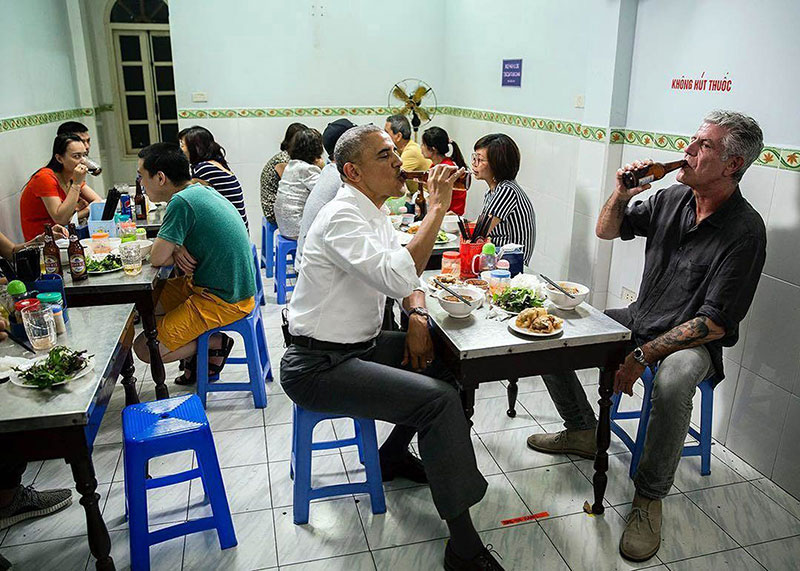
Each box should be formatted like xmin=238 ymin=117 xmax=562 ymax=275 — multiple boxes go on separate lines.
xmin=120 ymin=242 xmax=142 ymax=276
xmin=21 ymin=305 xmax=57 ymax=351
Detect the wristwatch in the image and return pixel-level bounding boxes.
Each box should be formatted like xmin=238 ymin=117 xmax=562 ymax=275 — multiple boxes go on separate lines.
xmin=408 ymin=307 xmax=429 ymax=319
xmin=632 ymin=346 xmax=649 ymax=367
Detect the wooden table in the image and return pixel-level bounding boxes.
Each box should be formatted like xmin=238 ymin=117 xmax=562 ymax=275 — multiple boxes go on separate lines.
xmin=423 ymin=272 xmax=631 ymax=514
xmin=0 ymin=304 xmax=138 ymax=571
xmin=63 ymin=263 xmax=173 ymax=401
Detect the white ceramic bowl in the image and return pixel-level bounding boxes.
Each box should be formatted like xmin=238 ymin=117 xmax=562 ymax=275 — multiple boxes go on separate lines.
xmin=441 ymin=215 xmax=460 ymax=233
xmin=545 ymin=281 xmax=590 ymax=310
xmin=80 ymin=237 xmax=122 ymax=255
xmin=435 ymin=285 xmax=483 ymax=318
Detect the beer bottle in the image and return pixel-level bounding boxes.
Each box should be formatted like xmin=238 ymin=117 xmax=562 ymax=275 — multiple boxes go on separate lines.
xmin=414 ymin=190 xmax=427 ymax=222
xmin=401 ymin=169 xmax=472 ymax=190
xmin=134 ymin=178 xmax=147 ymax=221
xmin=622 ymin=160 xmax=687 ymax=189
xmin=67 ymin=223 xmax=88 ymax=281
xmin=42 ymin=224 xmax=62 ymax=275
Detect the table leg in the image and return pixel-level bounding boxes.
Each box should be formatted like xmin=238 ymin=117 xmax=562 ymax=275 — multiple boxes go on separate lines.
xmin=506 ymin=378 xmax=519 ymax=417
xmin=460 ymin=387 xmax=476 ymax=427
xmin=121 ymin=350 xmax=139 ymax=406
xmin=69 ymin=450 xmax=115 ymax=571
xmin=137 ymin=297 xmax=169 ymax=400
xmin=591 ymin=366 xmax=615 ymax=515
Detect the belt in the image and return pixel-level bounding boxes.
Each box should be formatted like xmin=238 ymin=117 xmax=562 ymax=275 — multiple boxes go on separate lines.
xmin=289 ymin=334 xmax=374 ymax=352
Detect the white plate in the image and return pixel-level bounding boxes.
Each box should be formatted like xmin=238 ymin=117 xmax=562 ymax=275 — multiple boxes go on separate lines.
xmin=87 ymin=267 xmax=123 ymax=275
xmin=507 ymin=321 xmax=564 ymax=338
xmin=10 ymin=356 xmax=95 ymax=389
xmin=395 ymin=230 xmax=457 ymax=245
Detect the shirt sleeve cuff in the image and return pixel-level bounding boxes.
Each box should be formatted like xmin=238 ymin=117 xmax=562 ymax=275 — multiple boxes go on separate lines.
xmin=697 ymin=306 xmax=733 ymax=336
xmin=388 ymin=247 xmax=422 ymax=295
xmin=619 ymin=217 xmax=636 ymax=241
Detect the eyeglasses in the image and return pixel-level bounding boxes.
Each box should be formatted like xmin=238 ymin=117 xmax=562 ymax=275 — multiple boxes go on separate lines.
xmin=471 ymin=153 xmax=487 ymax=165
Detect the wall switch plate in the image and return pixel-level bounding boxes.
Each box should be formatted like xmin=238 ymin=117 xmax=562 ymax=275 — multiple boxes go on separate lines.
xmin=191 ymin=92 xmax=208 ymax=103
xmin=574 ymin=95 xmax=585 ymax=108
xmin=621 ymin=287 xmax=637 ymax=303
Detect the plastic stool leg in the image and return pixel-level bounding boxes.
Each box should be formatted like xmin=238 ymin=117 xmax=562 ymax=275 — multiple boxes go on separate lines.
xmin=356 ymin=419 xmax=386 ymax=515
xmin=699 ymin=382 xmax=714 ymax=476
xmin=292 ymin=417 xmax=314 ymax=524
xmin=244 ymin=320 xmax=267 ymax=408
xmin=255 ymin=313 xmax=272 ymax=383
xmin=196 ymin=334 xmax=211 ymax=408
xmin=125 ymin=448 xmax=151 ymax=571
xmin=276 ymin=246 xmax=288 ymax=305
xmin=265 ymin=223 xmax=275 ymax=278
xmin=195 ymin=435 xmax=237 ymax=549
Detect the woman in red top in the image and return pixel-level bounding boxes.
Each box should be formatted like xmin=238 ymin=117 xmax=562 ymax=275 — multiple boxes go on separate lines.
xmin=19 ymin=134 xmax=102 ymax=240
xmin=421 ymin=126 xmax=469 ymax=215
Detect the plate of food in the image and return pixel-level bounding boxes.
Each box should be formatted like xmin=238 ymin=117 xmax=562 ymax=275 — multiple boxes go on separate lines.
xmin=10 ymin=346 xmax=95 ymax=389
xmin=396 ymin=228 xmax=456 ymax=245
xmin=508 ymin=307 xmax=564 ymax=337
xmin=427 ymin=273 xmax=462 ymax=290
xmin=493 ymin=286 xmax=546 ymax=315
xmin=87 ymin=253 xmax=123 ymax=274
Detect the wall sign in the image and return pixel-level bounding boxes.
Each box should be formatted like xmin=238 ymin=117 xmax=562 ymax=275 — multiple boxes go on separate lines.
xmin=502 ymin=59 xmax=522 ymax=87
xmin=670 ymin=72 xmax=733 ymax=92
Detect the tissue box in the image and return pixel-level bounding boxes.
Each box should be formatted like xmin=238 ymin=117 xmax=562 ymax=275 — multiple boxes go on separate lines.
xmin=87 ymin=201 xmax=118 ymax=237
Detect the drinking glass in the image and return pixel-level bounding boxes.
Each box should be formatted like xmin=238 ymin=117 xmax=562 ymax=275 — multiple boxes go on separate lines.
xmin=21 ymin=306 xmax=57 ymax=352
xmin=120 ymin=243 xmax=142 ymax=276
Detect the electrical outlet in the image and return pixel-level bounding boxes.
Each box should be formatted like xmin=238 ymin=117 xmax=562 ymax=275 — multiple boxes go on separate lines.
xmin=191 ymin=92 xmax=208 ymax=103
xmin=574 ymin=94 xmax=585 ymax=108
xmin=621 ymin=287 xmax=637 ymax=303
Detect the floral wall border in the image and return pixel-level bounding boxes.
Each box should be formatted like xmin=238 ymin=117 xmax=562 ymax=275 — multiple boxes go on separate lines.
xmin=611 ymin=128 xmax=799 ymax=171
xmin=0 ymin=104 xmax=115 ymax=134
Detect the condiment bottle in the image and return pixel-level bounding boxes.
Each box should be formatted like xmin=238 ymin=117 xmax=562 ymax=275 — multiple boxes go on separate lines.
xmin=43 ymin=224 xmax=63 ymax=275
xmin=471 ymin=242 xmax=497 ymax=275
xmin=91 ymin=231 xmax=111 ymax=254
xmin=489 ymin=269 xmax=511 ymax=298
xmin=442 ymin=251 xmax=460 ymax=275
xmin=52 ymin=305 xmax=67 ymax=334
xmin=68 ymin=223 xmax=88 ymax=281
xmin=135 ymin=228 xmax=147 ymax=241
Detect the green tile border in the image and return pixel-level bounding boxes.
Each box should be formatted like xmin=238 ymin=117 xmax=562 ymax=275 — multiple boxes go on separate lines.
xmin=0 ymin=105 xmax=114 ymax=134
xmin=178 ymin=106 xmax=402 ymax=119
xmin=610 ymin=128 xmax=799 ymax=171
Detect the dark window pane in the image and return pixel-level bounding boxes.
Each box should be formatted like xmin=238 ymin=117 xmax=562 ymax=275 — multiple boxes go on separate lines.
xmin=122 ymin=66 xmax=144 ymax=91
xmin=154 ymin=66 xmax=174 ymax=91
xmin=160 ymin=123 xmax=178 ymax=143
xmin=129 ymin=124 xmax=150 ymax=149
xmin=126 ymin=95 xmax=148 ymax=120
xmin=118 ymin=35 xmax=141 ymax=61
xmin=151 ymin=36 xmax=172 ymax=62
xmin=157 ymin=95 xmax=177 ymax=120
xmin=111 ymin=0 xmax=169 ymax=24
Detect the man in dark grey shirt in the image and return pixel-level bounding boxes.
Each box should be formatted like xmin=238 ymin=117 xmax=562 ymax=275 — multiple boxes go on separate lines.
xmin=527 ymin=110 xmax=766 ymax=563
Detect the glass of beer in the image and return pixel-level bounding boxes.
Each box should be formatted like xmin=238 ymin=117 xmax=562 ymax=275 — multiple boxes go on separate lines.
xmin=21 ymin=305 xmax=57 ymax=352
xmin=120 ymin=242 xmax=142 ymax=276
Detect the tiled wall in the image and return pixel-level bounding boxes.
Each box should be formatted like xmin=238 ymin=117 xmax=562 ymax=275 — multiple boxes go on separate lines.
xmin=607 ymin=143 xmax=800 ymax=499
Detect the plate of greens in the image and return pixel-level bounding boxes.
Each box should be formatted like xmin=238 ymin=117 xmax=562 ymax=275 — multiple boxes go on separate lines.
xmin=493 ymin=286 xmax=546 ymax=315
xmin=87 ymin=254 xmax=123 ymax=274
xmin=11 ymin=346 xmax=94 ymax=389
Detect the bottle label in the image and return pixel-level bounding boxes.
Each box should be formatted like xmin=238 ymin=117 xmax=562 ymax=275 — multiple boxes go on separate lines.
xmin=70 ymin=255 xmax=86 ymax=274
xmin=44 ymin=256 xmax=60 ymax=274
xmin=638 ymin=175 xmax=656 ymax=186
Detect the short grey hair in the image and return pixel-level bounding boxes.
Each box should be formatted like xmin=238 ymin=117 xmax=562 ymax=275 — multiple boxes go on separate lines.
xmin=703 ymin=110 xmax=763 ymax=183
xmin=334 ymin=124 xmax=384 ymax=179
xmin=386 ymin=114 xmax=411 ymax=140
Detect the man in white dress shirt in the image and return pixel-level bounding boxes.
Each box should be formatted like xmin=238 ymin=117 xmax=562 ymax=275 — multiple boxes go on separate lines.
xmin=281 ymin=125 xmax=503 ymax=570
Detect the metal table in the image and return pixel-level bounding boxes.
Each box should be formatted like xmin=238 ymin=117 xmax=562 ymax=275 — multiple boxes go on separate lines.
xmin=0 ymin=304 xmax=138 ymax=571
xmin=423 ymin=272 xmax=631 ymax=514
xmin=428 ymin=241 xmax=459 ymax=271
xmin=139 ymin=206 xmax=165 ymax=239
xmin=63 ymin=263 xmax=173 ymax=400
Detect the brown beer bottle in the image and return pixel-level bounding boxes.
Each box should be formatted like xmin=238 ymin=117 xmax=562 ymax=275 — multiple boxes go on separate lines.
xmin=622 ymin=160 xmax=687 ymax=189
xmin=134 ymin=178 xmax=147 ymax=221
xmin=67 ymin=223 xmax=88 ymax=281
xmin=414 ymin=190 xmax=427 ymax=222
xmin=401 ymin=169 xmax=472 ymax=190
xmin=42 ymin=224 xmax=63 ymax=275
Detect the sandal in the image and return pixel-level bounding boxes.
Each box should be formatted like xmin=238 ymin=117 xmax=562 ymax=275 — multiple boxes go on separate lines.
xmin=175 ymin=355 xmax=197 ymax=385
xmin=208 ymin=333 xmax=235 ymax=378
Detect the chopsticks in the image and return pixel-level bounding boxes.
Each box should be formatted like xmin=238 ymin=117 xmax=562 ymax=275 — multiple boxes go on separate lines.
xmin=539 ymin=274 xmax=576 ymax=299
xmin=456 ymin=216 xmax=470 ymax=241
xmin=433 ymin=279 xmax=473 ymax=305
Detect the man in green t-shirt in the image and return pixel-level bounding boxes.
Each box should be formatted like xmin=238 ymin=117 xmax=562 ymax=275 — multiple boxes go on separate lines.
xmin=132 ymin=143 xmax=256 ymax=385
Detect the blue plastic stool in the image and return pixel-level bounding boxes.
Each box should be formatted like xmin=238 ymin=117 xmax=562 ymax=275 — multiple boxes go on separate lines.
xmin=251 ymin=244 xmax=266 ymax=306
xmin=261 ymin=217 xmax=278 ymax=278
xmin=290 ymin=405 xmax=386 ymax=525
xmin=275 ymin=234 xmax=297 ymax=305
xmin=611 ymin=364 xmax=716 ymax=478
xmin=122 ymin=395 xmax=236 ymax=571
xmin=196 ymin=304 xmax=271 ymax=409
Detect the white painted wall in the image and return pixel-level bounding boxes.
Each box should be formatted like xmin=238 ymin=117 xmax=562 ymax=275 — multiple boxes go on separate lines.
xmin=607 ymin=0 xmax=800 ymax=499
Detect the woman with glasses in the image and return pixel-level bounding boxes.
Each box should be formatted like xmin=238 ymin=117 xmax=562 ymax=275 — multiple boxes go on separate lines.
xmin=471 ymin=134 xmax=536 ymax=264
xmin=19 ymin=134 xmax=103 ymax=240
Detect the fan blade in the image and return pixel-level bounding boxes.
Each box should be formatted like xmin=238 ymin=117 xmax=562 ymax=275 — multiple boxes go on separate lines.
xmin=411 ymin=85 xmax=430 ymax=105
xmin=392 ymin=86 xmax=411 ymax=104
xmin=416 ymin=106 xmax=430 ymax=122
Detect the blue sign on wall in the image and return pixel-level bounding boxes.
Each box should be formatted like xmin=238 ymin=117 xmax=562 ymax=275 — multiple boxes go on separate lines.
xmin=502 ymin=59 xmax=522 ymax=87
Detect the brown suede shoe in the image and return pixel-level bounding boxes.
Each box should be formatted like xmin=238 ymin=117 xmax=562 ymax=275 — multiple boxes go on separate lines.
xmin=619 ymin=492 xmax=662 ymax=562
xmin=526 ymin=428 xmax=597 ymax=459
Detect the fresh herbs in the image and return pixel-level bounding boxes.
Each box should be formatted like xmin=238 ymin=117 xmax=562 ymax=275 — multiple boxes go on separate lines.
xmin=436 ymin=230 xmax=449 ymax=243
xmin=494 ymin=287 xmax=545 ymax=313
xmin=14 ymin=346 xmax=91 ymax=389
xmin=87 ymin=254 xmax=122 ymax=273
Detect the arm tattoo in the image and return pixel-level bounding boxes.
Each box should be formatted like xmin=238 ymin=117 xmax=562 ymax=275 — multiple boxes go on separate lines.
xmin=644 ymin=316 xmax=724 ymax=363
xmin=597 ymin=194 xmax=630 ymax=237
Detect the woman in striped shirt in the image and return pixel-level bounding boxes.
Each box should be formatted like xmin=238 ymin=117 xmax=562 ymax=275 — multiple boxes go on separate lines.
xmin=179 ymin=126 xmax=249 ymax=229
xmin=471 ymin=134 xmax=536 ymax=264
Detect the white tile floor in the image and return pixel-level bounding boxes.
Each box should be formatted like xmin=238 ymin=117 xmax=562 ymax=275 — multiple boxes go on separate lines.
xmin=2 ymin=275 xmax=800 ymax=570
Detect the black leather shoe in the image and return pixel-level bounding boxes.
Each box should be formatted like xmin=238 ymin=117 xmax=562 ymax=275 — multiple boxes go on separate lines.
xmin=380 ymin=452 xmax=428 ymax=483
xmin=444 ymin=541 xmax=505 ymax=570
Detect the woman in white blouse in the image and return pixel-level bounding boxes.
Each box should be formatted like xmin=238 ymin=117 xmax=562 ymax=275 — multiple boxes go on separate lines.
xmin=274 ymin=128 xmax=325 ymax=239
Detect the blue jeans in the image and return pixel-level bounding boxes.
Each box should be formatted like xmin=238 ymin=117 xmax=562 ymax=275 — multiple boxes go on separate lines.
xmin=542 ymin=345 xmax=712 ymax=499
